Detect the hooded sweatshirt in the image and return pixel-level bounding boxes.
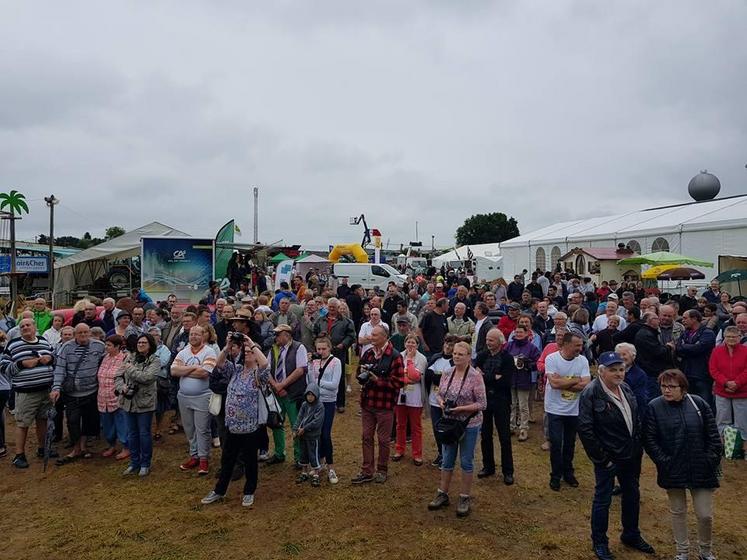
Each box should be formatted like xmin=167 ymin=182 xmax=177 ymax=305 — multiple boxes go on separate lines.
xmin=294 ymin=383 xmax=325 ymax=438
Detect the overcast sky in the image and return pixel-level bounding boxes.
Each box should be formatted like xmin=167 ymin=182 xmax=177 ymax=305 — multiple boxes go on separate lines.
xmin=1 ymin=1 xmax=745 ymax=251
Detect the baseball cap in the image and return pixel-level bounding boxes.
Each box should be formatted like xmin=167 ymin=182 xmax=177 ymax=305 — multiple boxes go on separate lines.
xmin=608 ymin=293 xmax=619 ymax=300
xmin=396 ymin=316 xmax=410 ymax=324
xmin=273 ymin=324 xmax=293 ymax=334
xmin=598 ymin=351 xmax=624 ymax=367
xmin=508 ymin=302 xmax=521 ymax=310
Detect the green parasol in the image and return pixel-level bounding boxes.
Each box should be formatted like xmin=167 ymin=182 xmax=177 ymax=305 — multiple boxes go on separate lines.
xmin=617 ymin=251 xmax=713 ymax=267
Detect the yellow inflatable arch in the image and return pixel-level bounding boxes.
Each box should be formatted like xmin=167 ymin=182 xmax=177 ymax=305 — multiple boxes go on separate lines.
xmin=328 ymin=244 xmax=369 ymax=263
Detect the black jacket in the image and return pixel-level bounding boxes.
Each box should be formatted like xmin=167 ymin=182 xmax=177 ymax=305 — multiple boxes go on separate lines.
xmin=634 ymin=324 xmax=673 ymax=377
xmin=474 ymin=318 xmax=492 ymax=356
xmin=613 ymin=320 xmax=642 ymax=346
xmin=643 ymin=394 xmax=722 ymax=489
xmin=676 ymin=325 xmax=716 ymax=380
xmin=578 ymin=379 xmax=641 ymax=465
xmin=474 ymin=349 xmax=515 ymax=398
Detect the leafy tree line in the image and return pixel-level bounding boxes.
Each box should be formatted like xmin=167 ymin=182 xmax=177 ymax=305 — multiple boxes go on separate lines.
xmin=455 ymin=212 xmax=519 ymax=246
xmin=37 ymin=226 xmax=126 ymax=249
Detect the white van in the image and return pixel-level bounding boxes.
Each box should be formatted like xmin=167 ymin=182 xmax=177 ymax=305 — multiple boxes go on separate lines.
xmin=332 ymin=263 xmax=408 ymax=291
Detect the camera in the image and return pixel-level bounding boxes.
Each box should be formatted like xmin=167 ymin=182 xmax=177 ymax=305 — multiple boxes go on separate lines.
xmin=230 ymin=332 xmax=245 ymax=345
xmin=310 ymin=353 xmax=322 ymax=360
xmin=443 ymin=399 xmax=457 ymax=415
xmin=356 ymin=364 xmax=374 ymax=385
xmin=122 ymin=384 xmax=139 ymax=399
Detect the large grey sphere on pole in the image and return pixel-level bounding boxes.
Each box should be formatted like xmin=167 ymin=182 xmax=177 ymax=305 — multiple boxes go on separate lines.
xmin=688 ymin=170 xmax=721 ymax=201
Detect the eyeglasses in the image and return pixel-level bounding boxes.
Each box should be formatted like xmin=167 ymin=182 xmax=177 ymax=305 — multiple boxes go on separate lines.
xmin=659 ymin=384 xmax=681 ymax=391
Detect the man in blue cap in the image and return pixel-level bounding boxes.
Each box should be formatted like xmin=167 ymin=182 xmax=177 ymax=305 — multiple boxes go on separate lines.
xmin=578 ymin=351 xmax=655 ymax=560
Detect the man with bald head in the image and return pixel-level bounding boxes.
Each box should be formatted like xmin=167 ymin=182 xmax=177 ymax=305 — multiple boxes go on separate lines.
xmin=476 ymin=328 xmax=515 ymax=485
xmin=351 ymin=324 xmax=405 ymax=485
xmin=1 ymin=317 xmax=56 ymax=468
xmin=51 ymin=323 xmax=106 ymax=464
xmin=657 ymin=304 xmax=683 ymax=346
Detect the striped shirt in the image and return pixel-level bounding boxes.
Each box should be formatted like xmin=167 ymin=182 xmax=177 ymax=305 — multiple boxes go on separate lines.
xmin=0 ymin=336 xmax=56 ymax=392
xmin=174 ymin=344 xmax=217 ymax=397
xmin=97 ymin=352 xmax=126 ymax=412
xmin=53 ymin=339 xmax=106 ymax=396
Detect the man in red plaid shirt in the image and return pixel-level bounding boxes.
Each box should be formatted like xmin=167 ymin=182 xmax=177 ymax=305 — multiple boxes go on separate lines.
xmin=351 ymin=325 xmax=405 ymax=484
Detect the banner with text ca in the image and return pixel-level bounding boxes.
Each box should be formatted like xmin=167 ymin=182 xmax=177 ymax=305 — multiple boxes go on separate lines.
xmin=141 ymin=237 xmax=214 ymax=304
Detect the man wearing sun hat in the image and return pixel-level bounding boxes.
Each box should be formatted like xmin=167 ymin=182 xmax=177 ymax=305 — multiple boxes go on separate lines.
xmin=578 ymin=351 xmax=654 ymax=560
xmin=265 ymin=324 xmax=308 ymax=466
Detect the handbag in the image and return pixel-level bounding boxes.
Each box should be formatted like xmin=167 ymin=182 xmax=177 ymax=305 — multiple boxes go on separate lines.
xmin=208 ymin=392 xmax=222 ymax=416
xmin=723 ymin=425 xmax=745 ymax=460
xmin=434 ymin=369 xmax=477 ymax=445
xmin=257 ymin=368 xmax=284 ymax=429
xmin=61 ymin=346 xmax=89 ymax=394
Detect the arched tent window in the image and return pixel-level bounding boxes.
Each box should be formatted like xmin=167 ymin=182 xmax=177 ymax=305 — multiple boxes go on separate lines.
xmin=535 ymin=247 xmax=546 ymax=271
xmin=551 ymin=246 xmax=561 ymax=269
xmin=651 ymin=237 xmax=670 ymax=252
xmin=627 ymin=240 xmax=641 ymax=254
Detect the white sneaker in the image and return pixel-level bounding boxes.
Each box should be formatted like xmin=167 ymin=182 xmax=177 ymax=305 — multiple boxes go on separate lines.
xmin=673 ymin=554 xmax=689 ymax=560
xmin=328 ymin=469 xmax=339 ymax=484
xmin=201 ymin=491 xmax=224 ymax=505
xmin=346 ymin=385 xmax=352 ymax=394
xmin=138 ymin=467 xmax=150 ymax=477
xmin=258 ymin=451 xmax=270 ymax=462
xmin=212 ymin=437 xmax=221 ymax=448
xmin=242 ymin=494 xmax=255 ymax=507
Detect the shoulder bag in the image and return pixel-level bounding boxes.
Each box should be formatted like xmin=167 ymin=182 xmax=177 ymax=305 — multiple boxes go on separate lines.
xmin=61 ymin=346 xmax=89 ymax=395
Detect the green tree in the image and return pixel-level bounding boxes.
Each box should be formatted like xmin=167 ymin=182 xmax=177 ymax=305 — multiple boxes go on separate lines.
xmin=455 ymin=212 xmax=519 ymax=246
xmin=0 ymin=190 xmax=29 ymax=215
xmin=105 ymin=226 xmax=125 ymax=240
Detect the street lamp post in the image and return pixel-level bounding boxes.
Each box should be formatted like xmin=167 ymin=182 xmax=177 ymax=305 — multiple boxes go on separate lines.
xmin=44 ymin=195 xmax=59 ymax=307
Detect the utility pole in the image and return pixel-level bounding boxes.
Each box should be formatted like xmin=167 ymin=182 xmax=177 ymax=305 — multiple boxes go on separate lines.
xmin=44 ymin=195 xmax=59 ymax=307
xmin=253 ymin=186 xmax=259 ymax=244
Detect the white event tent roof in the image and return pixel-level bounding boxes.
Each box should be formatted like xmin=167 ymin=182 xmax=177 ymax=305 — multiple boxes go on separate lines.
xmin=500 ymin=195 xmax=747 ymax=248
xmin=432 ymin=243 xmax=501 ymax=266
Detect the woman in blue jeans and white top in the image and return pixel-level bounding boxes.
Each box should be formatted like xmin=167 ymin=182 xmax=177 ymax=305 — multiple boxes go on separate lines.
xmin=306 ymin=335 xmax=342 ymax=484
xmin=428 ymin=341 xmax=486 ymax=517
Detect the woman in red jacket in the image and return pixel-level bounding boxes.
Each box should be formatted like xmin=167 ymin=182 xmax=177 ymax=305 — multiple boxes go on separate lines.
xmin=708 ymin=325 xmax=747 ymax=457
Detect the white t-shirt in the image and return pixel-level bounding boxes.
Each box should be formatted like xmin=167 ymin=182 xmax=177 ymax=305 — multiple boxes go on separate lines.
xmin=358 ymin=321 xmax=389 ymax=356
xmin=428 ymin=355 xmax=453 ymax=407
xmin=543 ymin=351 xmax=591 ymax=416
xmin=174 ymin=344 xmax=217 ymax=397
xmin=591 ymin=314 xmax=627 ymax=333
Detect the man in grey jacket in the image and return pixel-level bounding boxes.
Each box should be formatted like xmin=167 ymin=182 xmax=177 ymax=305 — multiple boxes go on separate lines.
xmin=51 ymin=324 xmax=106 ymax=464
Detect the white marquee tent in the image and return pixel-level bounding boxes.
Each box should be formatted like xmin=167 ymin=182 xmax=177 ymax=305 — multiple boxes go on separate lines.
xmin=498 ymin=194 xmax=747 ymax=278
xmin=54 ymin=222 xmax=189 ymax=296
xmin=432 ymin=243 xmax=501 ymax=267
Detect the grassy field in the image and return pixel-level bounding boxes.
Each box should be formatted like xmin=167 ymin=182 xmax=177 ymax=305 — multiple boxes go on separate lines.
xmin=1 ymin=392 xmax=745 ymax=560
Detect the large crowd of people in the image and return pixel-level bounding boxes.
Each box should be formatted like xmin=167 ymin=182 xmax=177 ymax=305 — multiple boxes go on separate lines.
xmin=1 ymin=267 xmax=745 ymax=560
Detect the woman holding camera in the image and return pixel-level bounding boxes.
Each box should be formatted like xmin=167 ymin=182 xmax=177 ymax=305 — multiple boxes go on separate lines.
xmin=115 ymin=333 xmax=160 ymax=477
xmin=202 ymin=334 xmax=269 ymax=507
xmin=428 ymin=341 xmax=486 ymax=517
xmin=644 ymin=369 xmax=723 ymax=560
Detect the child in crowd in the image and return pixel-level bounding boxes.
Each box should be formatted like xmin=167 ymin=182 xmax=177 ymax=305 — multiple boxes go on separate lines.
xmin=293 ymin=383 xmax=325 ymax=486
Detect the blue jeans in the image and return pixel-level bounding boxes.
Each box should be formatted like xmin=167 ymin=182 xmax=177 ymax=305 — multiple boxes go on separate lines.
xmin=126 ymin=411 xmax=154 ymax=468
xmin=547 ymin=413 xmax=578 ymax=480
xmin=320 ymin=401 xmax=336 ymax=464
xmin=430 ymin=405 xmax=443 ymax=459
xmin=441 ymin=425 xmax=480 ymax=473
xmin=101 ymin=409 xmax=129 ymax=447
xmin=591 ymin=455 xmax=643 ymax=546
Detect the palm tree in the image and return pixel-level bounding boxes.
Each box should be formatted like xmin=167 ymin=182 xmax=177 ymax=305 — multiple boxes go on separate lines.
xmin=0 ymin=189 xmax=30 ymax=313
xmin=0 ymin=190 xmax=29 ymax=215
